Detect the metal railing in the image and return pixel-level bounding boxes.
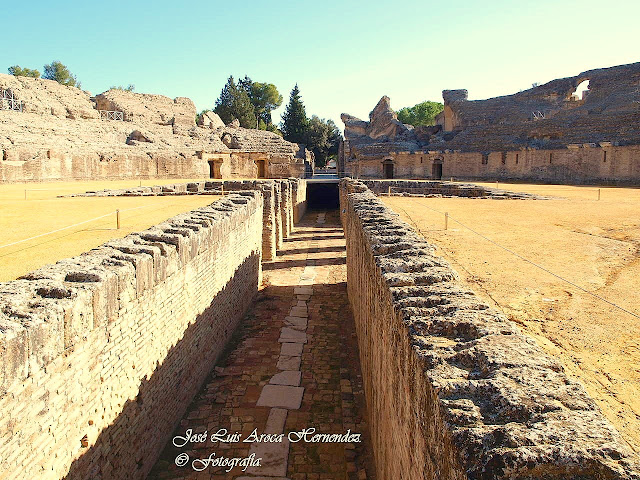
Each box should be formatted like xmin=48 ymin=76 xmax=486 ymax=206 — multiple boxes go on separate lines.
xmin=0 ymin=89 xmax=23 ymax=112
xmin=99 ymin=110 xmax=124 ymax=121
xmin=532 ymin=110 xmax=545 ymax=120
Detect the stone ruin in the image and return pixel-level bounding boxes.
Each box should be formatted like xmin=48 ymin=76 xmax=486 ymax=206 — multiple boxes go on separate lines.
xmin=0 ymin=74 xmax=313 ymax=182
xmin=340 ymin=62 xmax=640 ymax=184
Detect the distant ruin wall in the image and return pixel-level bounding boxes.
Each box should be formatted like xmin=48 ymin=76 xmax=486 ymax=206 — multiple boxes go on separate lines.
xmin=343 ymin=145 xmax=640 ymax=184
xmin=340 ymin=178 xmax=639 ymax=479
xmin=0 ymin=192 xmax=263 ymax=480
xmin=0 ymin=146 xmax=310 ymax=183
xmin=0 ymin=147 xmax=208 ymax=182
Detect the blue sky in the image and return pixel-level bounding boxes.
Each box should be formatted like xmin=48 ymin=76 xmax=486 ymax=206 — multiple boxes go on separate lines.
xmin=2 ymin=0 xmax=639 ymax=128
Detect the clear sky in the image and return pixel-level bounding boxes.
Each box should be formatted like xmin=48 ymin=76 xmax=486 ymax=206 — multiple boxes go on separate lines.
xmin=2 ymin=0 xmax=638 ymax=128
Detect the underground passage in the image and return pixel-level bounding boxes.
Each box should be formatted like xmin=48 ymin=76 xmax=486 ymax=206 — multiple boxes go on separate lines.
xmin=305 ymin=180 xmax=340 ymax=209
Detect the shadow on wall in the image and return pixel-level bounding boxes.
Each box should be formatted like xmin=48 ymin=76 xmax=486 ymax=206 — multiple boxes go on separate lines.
xmin=62 ymin=253 xmax=261 ymax=480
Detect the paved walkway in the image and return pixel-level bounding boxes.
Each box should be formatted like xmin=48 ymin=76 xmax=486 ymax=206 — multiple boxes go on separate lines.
xmin=149 ymin=210 xmax=375 ymax=480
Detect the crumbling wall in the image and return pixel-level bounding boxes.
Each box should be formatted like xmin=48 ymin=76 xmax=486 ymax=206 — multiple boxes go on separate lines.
xmin=340 ymin=178 xmax=639 ymax=479
xmin=93 ymin=90 xmax=196 ymax=126
xmin=0 ymin=73 xmax=98 ymax=119
xmin=339 ymin=62 xmax=640 ymax=184
xmin=0 ymin=192 xmax=263 ymax=480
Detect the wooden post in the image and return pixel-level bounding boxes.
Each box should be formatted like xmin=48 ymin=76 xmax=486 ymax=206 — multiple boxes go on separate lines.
xmin=116 ymin=209 xmax=121 ymax=229
xmin=388 ymin=185 xmax=391 ymax=196
xmin=24 ymin=189 xmax=27 ymax=200
xmin=221 ymin=183 xmax=224 ymax=196
xmin=598 ymin=188 xmax=601 ymax=201
xmin=496 ymin=181 xmax=499 ymax=189
xmin=445 ymin=212 xmax=449 ymax=230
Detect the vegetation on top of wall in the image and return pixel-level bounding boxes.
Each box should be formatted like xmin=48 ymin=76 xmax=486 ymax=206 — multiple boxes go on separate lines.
xmin=109 ymin=84 xmax=135 ymax=92
xmin=396 ymin=100 xmax=444 ymax=126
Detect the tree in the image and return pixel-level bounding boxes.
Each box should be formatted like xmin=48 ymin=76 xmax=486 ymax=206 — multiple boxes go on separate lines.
xmin=281 ymin=84 xmax=309 ymax=144
xmin=250 ymin=82 xmax=282 ymax=127
xmin=237 ymin=76 xmax=283 ymax=128
xmin=304 ymin=116 xmax=341 ymax=168
xmin=43 ymin=61 xmax=80 ymax=88
xmin=213 ymin=76 xmax=256 ymax=128
xmin=396 ymin=101 xmax=443 ymax=126
xmin=8 ymin=65 xmax=40 ymax=78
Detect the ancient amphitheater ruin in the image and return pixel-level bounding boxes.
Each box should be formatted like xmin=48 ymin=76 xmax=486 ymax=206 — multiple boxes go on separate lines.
xmin=1 ymin=63 xmax=639 ymax=479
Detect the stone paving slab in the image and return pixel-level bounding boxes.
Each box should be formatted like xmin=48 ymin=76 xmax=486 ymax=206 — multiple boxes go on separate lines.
xmin=269 ymin=370 xmax=302 ymax=386
xmin=280 ymin=343 xmax=303 ymax=356
xmin=284 ymin=316 xmax=307 ymax=329
xmin=256 ymin=385 xmax=304 ymax=409
xmin=265 ymin=407 xmax=288 ymax=433
xmin=289 ymin=306 xmax=308 ymax=317
xmin=276 ymin=354 xmax=302 ymax=371
xmin=278 ymin=328 xmax=307 ymax=343
xmin=246 ymin=440 xmax=291 ymax=476
xmin=294 ymin=287 xmax=313 ymax=295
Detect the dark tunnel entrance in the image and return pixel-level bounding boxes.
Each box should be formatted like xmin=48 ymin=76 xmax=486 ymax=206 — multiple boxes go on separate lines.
xmin=306 ymin=181 xmax=339 ymax=209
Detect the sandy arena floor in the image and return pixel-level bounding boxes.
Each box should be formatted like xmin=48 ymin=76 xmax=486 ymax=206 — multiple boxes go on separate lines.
xmin=0 ymin=179 xmax=220 ymax=281
xmin=382 ymin=183 xmax=640 ymax=453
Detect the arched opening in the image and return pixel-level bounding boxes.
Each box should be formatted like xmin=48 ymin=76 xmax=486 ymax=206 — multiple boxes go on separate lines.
xmin=382 ymin=159 xmax=394 ymax=179
xmin=572 ymin=79 xmax=590 ymax=101
xmin=432 ymin=159 xmax=443 ymax=180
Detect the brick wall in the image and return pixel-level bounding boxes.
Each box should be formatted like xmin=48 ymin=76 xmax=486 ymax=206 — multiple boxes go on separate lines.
xmin=340 ymin=179 xmax=639 ymax=479
xmin=0 ymin=192 xmax=263 ymax=479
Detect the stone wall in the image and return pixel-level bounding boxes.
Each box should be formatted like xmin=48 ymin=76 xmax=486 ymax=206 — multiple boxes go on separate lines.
xmin=357 ymin=179 xmax=546 ymax=199
xmin=0 ymin=192 xmax=263 ymax=479
xmin=340 ymin=178 xmax=639 ymax=479
xmin=343 ymin=145 xmax=640 ymax=184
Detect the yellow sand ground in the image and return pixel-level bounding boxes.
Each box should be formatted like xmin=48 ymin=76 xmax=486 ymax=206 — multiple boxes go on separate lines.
xmin=0 ymin=179 xmax=220 ymax=281
xmin=382 ymin=184 xmax=640 ymax=452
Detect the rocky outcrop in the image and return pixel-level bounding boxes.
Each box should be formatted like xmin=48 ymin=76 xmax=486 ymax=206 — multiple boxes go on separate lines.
xmin=197 ymin=110 xmax=225 ymax=129
xmin=366 ymin=95 xmax=412 ymax=139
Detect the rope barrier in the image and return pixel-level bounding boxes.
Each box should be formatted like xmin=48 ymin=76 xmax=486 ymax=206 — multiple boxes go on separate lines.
xmin=397 ymin=202 xmax=640 ymax=320
xmin=0 ymin=205 xmax=152 ymax=250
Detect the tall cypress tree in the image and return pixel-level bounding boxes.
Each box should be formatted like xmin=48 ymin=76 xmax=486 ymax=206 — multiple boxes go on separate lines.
xmin=281 ymin=84 xmax=309 ymax=144
xmin=214 ymin=76 xmax=256 ymax=128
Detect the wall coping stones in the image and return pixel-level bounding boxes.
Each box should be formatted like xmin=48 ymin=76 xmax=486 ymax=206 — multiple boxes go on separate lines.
xmin=0 ymin=192 xmax=262 ymax=395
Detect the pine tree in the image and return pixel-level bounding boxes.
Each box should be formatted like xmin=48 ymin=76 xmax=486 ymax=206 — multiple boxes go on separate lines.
xmin=213 ymin=76 xmax=256 ymax=128
xmin=281 ymin=84 xmax=309 ymax=144
xmin=43 ymin=61 xmax=80 ymax=87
